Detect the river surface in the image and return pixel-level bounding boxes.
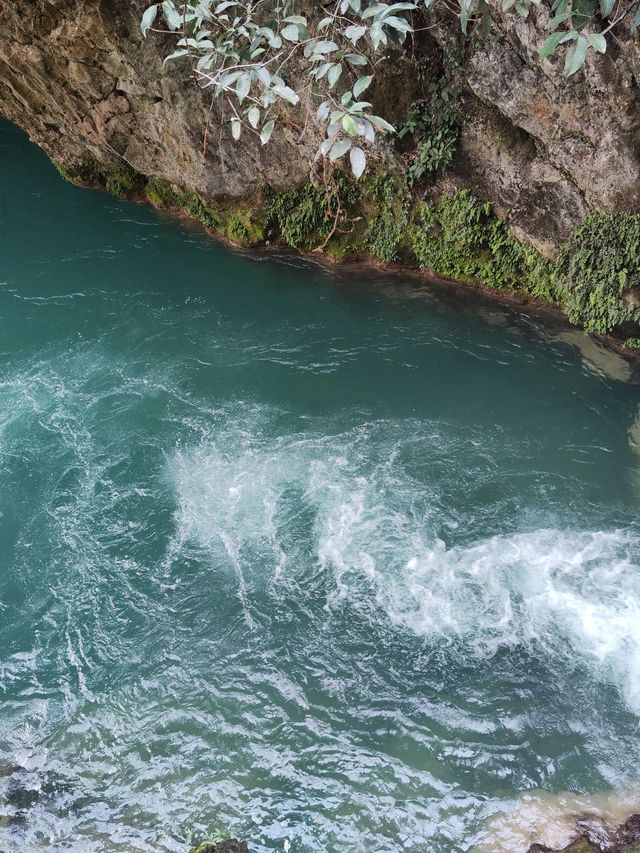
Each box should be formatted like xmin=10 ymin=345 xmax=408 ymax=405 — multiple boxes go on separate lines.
xmin=1 ymin=121 xmax=640 ymax=852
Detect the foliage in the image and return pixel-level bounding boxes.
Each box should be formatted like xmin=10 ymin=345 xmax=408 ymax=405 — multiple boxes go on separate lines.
xmin=397 ymin=48 xmax=462 ymax=184
xmin=264 ymin=174 xmax=359 ymax=248
xmin=411 ymin=190 xmax=558 ymax=298
xmin=555 ymin=213 xmax=640 ymax=333
xmin=53 ymin=156 xmax=103 ymax=186
xmin=104 ymin=166 xmax=145 ymax=198
xmin=141 ymin=0 xmax=414 ymax=178
xmin=363 ymin=172 xmax=411 ymax=261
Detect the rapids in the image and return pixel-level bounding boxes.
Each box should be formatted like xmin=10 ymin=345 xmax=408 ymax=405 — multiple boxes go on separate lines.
xmin=1 ymin=121 xmax=640 ymax=851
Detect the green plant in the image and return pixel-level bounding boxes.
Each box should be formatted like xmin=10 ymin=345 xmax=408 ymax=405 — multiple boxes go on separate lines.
xmin=397 ymin=50 xmax=462 ymax=185
xmin=555 ymin=213 xmax=640 ymax=333
xmin=265 ymin=174 xmax=359 ymax=249
xmin=363 ymin=172 xmax=411 ymax=262
xmin=411 ymin=190 xmax=557 ymax=297
xmin=104 ymin=166 xmax=145 ymax=198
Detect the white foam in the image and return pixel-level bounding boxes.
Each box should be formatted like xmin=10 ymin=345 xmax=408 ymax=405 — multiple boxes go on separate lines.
xmin=169 ymin=415 xmax=640 ymax=715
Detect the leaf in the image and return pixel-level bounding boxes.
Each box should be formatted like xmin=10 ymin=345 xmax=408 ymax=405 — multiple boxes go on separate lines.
xmin=345 ymin=53 xmax=368 ymax=66
xmin=565 ymin=33 xmax=588 ymax=75
xmin=231 ymin=118 xmax=241 ymax=140
xmin=328 ymin=63 xmax=343 ymax=88
xmin=345 ymin=24 xmax=368 ymax=43
xmin=350 ymin=146 xmax=366 ymax=178
xmin=256 ymin=66 xmax=271 ymax=87
xmin=599 ymin=0 xmax=614 ymax=14
xmin=317 ymin=101 xmax=331 ymax=121
xmin=272 ymin=84 xmax=300 ymax=105
xmin=141 ymin=4 xmax=158 ymax=37
xmin=236 ymin=73 xmax=251 ymax=103
xmin=162 ymin=1 xmax=182 ymax=30
xmin=329 ymin=138 xmax=352 ymax=161
xmin=633 ymin=3 xmax=640 ymax=29
xmin=353 ymin=75 xmax=373 ymax=97
xmin=163 ymin=48 xmax=189 ymax=64
xmin=248 ymin=106 xmax=260 ymax=128
xmin=284 ymin=14 xmax=307 ymax=25
xmin=548 ymin=9 xmax=572 ymax=29
xmin=368 ymin=114 xmax=395 ymax=133
xmin=342 ymin=114 xmax=358 ymax=135
xmin=260 ymin=119 xmax=275 ymax=145
xmin=539 ymin=31 xmax=566 ymax=58
xmin=586 ymin=31 xmax=606 ymax=52
xmin=281 ymin=23 xmax=299 ymax=42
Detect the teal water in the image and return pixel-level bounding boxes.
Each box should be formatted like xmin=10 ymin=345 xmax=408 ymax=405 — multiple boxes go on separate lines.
xmin=1 ymin=120 xmax=640 ymax=852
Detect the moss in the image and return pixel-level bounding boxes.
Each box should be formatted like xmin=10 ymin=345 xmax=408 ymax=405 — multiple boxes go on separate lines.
xmin=104 ymin=166 xmax=145 ymax=199
xmin=53 ymin=155 xmax=102 ymax=186
xmin=144 ymin=177 xmax=180 ymax=207
xmin=264 ymin=174 xmax=359 ymax=250
xmin=223 ymin=208 xmax=266 ymax=246
xmin=411 ymin=190 xmax=558 ymax=299
xmin=362 ymin=172 xmax=412 ymax=263
xmin=555 ymin=212 xmax=640 ymax=334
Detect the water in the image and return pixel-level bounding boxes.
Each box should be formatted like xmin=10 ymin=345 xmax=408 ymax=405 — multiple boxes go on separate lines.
xmin=1 ymin=120 xmax=640 ymax=852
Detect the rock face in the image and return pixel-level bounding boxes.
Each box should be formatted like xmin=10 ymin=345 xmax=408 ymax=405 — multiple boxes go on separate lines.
xmin=1 ymin=0 xmax=640 ymax=257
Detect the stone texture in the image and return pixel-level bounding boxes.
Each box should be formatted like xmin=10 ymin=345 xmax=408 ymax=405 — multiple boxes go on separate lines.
xmin=2 ymin=0 xmax=640 ymax=255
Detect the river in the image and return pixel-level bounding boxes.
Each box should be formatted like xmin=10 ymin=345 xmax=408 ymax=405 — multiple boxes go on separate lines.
xmin=1 ymin=120 xmax=640 ymax=852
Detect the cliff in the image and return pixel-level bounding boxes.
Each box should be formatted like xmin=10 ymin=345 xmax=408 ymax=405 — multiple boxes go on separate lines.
xmin=2 ymin=0 xmax=640 ymax=338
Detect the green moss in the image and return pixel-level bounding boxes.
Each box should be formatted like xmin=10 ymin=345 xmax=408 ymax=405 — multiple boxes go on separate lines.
xmin=223 ymin=208 xmax=265 ymax=246
xmin=104 ymin=166 xmax=145 ymax=199
xmin=555 ymin=212 xmax=640 ymax=333
xmin=144 ymin=177 xmax=180 ymax=207
xmin=265 ymin=174 xmax=359 ymax=250
xmin=53 ymin=156 xmax=102 ymax=186
xmin=411 ymin=190 xmax=558 ymax=299
xmin=363 ymin=172 xmax=411 ymax=263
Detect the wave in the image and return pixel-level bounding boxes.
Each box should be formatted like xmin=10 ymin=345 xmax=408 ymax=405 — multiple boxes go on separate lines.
xmin=168 ymin=411 xmax=640 ymax=715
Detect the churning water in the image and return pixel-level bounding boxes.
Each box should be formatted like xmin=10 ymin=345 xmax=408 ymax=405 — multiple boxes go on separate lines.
xmin=1 ymin=121 xmax=640 ymax=852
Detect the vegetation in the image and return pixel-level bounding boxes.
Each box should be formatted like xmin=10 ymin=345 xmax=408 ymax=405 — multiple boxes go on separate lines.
xmin=55 ymin=150 xmax=640 ymax=341
xmin=555 ymin=212 xmax=640 ymax=333
xmin=411 ymin=190 xmax=558 ymax=300
xmin=397 ymin=47 xmax=463 ymax=186
xmin=140 ymin=0 xmax=630 ymax=188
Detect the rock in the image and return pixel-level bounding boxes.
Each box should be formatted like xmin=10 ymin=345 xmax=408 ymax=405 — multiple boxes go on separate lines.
xmin=527 ymin=812 xmax=640 ymax=853
xmin=190 ymin=840 xmax=249 ymax=853
xmin=2 ymin=0 xmax=640 ymax=257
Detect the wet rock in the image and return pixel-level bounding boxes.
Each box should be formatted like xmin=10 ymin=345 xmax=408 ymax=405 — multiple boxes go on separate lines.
xmin=527 ymin=812 xmax=640 ymax=852
xmin=190 ymin=840 xmax=249 ymax=853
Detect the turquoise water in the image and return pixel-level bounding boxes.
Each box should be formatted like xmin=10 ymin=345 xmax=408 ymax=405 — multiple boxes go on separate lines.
xmin=1 ymin=120 xmax=640 ymax=852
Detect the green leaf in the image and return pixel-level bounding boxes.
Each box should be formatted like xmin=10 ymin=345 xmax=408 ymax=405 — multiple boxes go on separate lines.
xmin=599 ymin=0 xmax=614 ymax=15
xmin=247 ymin=106 xmax=260 ymax=128
xmin=565 ymin=33 xmax=588 ymax=74
xmin=329 ymin=138 xmax=352 ymax=161
xmin=272 ymin=84 xmax=300 ymax=105
xmin=342 ymin=114 xmax=359 ymax=135
xmin=548 ymin=9 xmax=573 ymax=29
xmin=368 ymin=114 xmax=395 ymax=133
xmin=350 ymin=146 xmax=366 ymax=178
xmin=141 ymin=4 xmax=158 ymax=37
xmin=230 ymin=118 xmax=241 ymax=140
xmin=353 ymin=75 xmax=373 ymax=97
xmin=328 ymin=63 xmax=343 ymax=88
xmin=281 ymin=24 xmax=299 ymax=42
xmin=260 ymin=119 xmax=275 ymax=145
xmin=283 ymin=14 xmax=307 ymax=25
xmin=632 ymin=3 xmax=640 ymax=30
xmin=539 ymin=30 xmax=566 ymax=58
xmin=345 ymin=53 xmax=368 ymax=66
xmin=162 ymin=1 xmax=182 ymax=30
xmin=586 ymin=31 xmax=606 ymax=52
xmin=163 ymin=48 xmax=189 ymax=64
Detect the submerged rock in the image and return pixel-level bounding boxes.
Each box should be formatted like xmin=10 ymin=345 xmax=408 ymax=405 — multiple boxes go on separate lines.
xmin=528 ymin=812 xmax=640 ymax=853
xmin=190 ymin=841 xmax=249 ymax=853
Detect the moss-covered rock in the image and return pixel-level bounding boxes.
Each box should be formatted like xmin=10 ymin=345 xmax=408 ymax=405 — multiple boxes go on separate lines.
xmin=189 ymin=839 xmax=249 ymax=853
